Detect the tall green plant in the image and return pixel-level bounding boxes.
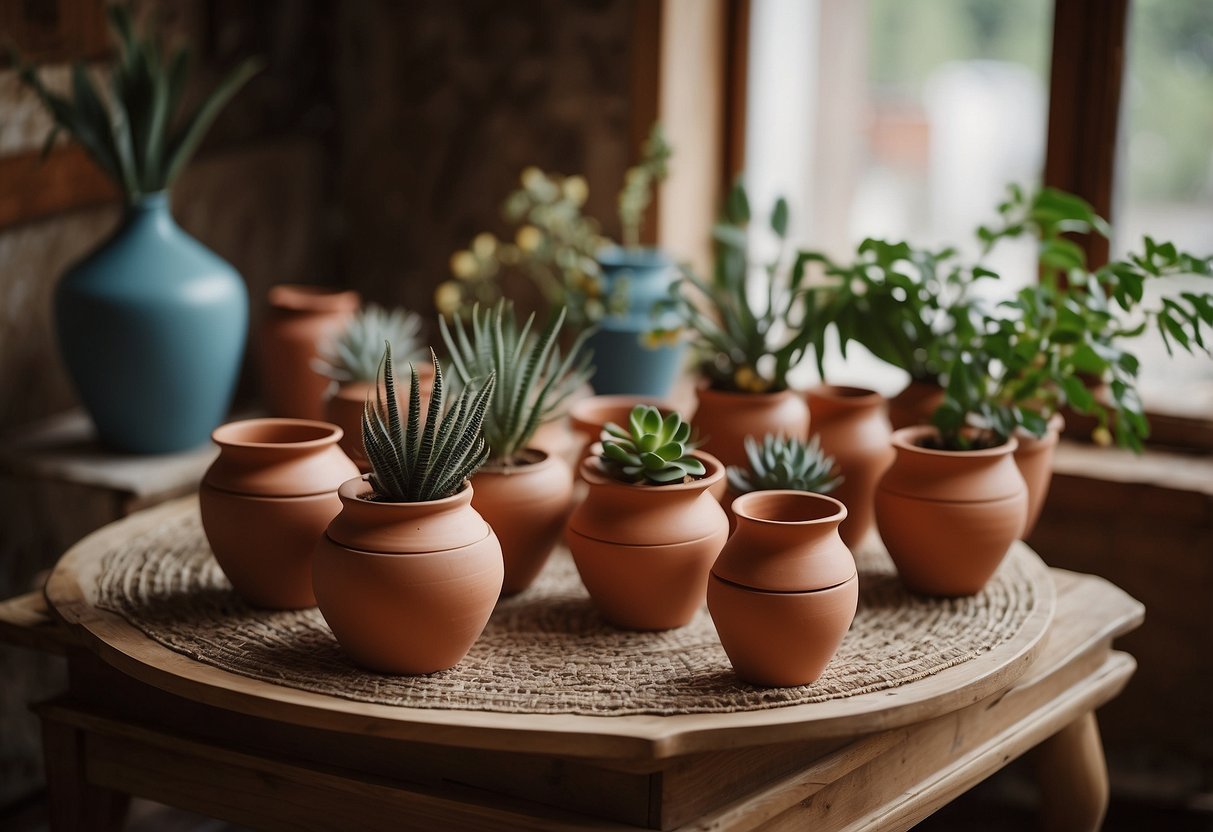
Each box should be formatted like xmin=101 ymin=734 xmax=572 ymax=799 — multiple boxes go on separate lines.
xmin=13 ymin=4 xmax=261 ymax=203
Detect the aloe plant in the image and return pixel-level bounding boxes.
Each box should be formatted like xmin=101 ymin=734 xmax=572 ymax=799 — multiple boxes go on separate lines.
xmin=439 ymin=301 xmax=593 ymax=465
xmin=362 ymin=346 xmax=495 ymax=502
xmin=317 ymin=304 xmax=426 ymax=383
xmin=13 ymin=4 xmax=261 ymax=203
xmin=600 ymin=405 xmax=705 ymax=485
xmin=727 ymin=434 xmax=841 ymax=495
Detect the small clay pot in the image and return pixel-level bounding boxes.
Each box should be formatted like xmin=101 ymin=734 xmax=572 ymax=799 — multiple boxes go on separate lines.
xmin=566 ymin=450 xmax=729 ymax=630
xmin=568 ymin=395 xmax=677 ymax=461
xmin=691 ymin=386 xmax=810 ymax=469
xmin=259 ymin=284 xmax=360 ymax=420
xmin=471 ymin=449 xmax=574 ymax=595
xmin=875 ymin=426 xmax=1028 ymax=597
xmin=324 ymin=367 xmax=434 ymax=472
xmin=708 ymin=490 xmax=858 ymax=686
xmin=806 ymin=385 xmax=895 ymax=548
xmin=312 ymin=479 xmax=503 ymax=674
xmin=886 ymin=379 xmax=945 ymax=431
xmin=200 ymin=419 xmax=359 ymax=609
xmin=1014 ymin=413 xmax=1065 ymax=539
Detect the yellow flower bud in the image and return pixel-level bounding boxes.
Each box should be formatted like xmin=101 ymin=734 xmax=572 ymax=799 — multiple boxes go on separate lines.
xmin=434 ymin=281 xmax=463 ymax=315
xmin=449 ymin=250 xmax=478 ymax=280
xmin=515 ymin=225 xmax=542 ymax=252
xmin=521 ymin=166 xmax=544 ymax=190
xmin=471 ymin=233 xmax=497 ymax=258
xmin=1092 ymin=426 xmax=1113 ymax=447
xmin=562 ymin=175 xmax=589 ymax=206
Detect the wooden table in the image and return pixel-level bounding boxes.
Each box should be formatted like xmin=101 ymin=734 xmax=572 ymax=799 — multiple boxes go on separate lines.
xmin=0 ymin=502 xmax=1142 ymax=832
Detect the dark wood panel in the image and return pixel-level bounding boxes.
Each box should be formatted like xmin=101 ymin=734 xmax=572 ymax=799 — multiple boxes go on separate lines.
xmin=0 ymin=147 xmax=119 ymax=230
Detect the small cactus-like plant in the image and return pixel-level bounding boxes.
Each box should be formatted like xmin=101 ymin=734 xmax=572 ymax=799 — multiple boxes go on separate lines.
xmin=362 ymin=345 xmax=495 ymax=502
xmin=727 ymin=434 xmax=842 ymax=495
xmin=600 ymin=405 xmax=705 ymax=485
xmin=317 ymin=304 xmax=426 ymax=383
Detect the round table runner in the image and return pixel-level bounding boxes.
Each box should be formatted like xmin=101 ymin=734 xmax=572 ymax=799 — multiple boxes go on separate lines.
xmin=94 ymin=506 xmax=1042 ymax=715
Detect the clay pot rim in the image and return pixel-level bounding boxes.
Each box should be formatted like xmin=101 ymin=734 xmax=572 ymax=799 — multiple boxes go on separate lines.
xmin=338 ymin=474 xmax=474 ymax=508
xmin=211 ymin=418 xmax=343 ymax=450
xmin=578 ymin=449 xmax=725 ymax=493
xmin=709 ymin=570 xmax=858 ymax=597
xmin=696 ymin=383 xmax=794 ymax=402
xmin=731 ymin=489 xmax=848 ymax=527
xmin=891 ymin=425 xmax=1019 ymax=458
xmin=806 ymin=384 xmax=884 ymax=406
xmin=268 ymin=283 xmax=360 ymax=313
xmin=478 ymin=447 xmax=553 ymax=474
xmin=569 ymin=395 xmax=677 ymax=433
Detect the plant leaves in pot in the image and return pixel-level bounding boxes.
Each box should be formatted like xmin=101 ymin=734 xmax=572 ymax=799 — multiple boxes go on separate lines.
xmin=724 ymin=433 xmax=841 ymax=534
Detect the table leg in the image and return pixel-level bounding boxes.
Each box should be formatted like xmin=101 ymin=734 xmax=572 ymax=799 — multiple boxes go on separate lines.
xmin=1034 ymin=711 xmax=1109 ymax=832
xmin=41 ymin=718 xmax=129 ymax=832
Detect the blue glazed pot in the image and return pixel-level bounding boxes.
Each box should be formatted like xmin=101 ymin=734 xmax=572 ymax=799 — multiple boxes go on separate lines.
xmin=55 ymin=193 xmax=248 ymax=453
xmin=587 ymin=247 xmax=685 ymax=397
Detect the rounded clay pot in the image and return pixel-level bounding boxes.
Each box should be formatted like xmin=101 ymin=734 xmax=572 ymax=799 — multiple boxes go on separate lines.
xmin=566 ymin=451 xmax=729 ymax=630
xmin=259 ymin=284 xmax=360 ymax=421
xmin=875 ymin=426 xmax=1028 ymax=597
xmin=568 ymin=395 xmax=677 ymax=462
xmin=471 ymin=449 xmax=574 ymax=595
xmin=312 ymin=479 xmax=503 ymax=674
xmin=1014 ymin=413 xmax=1065 ymax=539
xmin=692 ymin=386 xmax=810 ymax=470
xmin=806 ymin=385 xmax=895 ymax=548
xmin=886 ymin=379 xmax=945 ymax=431
xmin=324 ymin=367 xmax=434 ymax=472
xmin=708 ymin=491 xmax=858 ymax=687
xmin=200 ymin=419 xmax=359 ymax=609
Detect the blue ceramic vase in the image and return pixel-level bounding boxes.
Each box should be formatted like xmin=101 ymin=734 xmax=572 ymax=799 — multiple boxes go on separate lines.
xmin=587 ymin=247 xmax=685 ymax=397
xmin=55 ymin=193 xmax=248 ymax=453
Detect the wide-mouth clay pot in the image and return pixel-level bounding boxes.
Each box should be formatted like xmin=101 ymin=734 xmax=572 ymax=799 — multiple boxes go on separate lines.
xmin=691 ymin=386 xmax=810 ymax=471
xmin=1013 ymin=413 xmax=1065 ymax=539
xmin=708 ymin=491 xmax=858 ymax=687
xmin=886 ymin=379 xmax=944 ymax=431
xmin=312 ymin=478 xmax=503 ymax=674
xmin=472 ymin=449 xmax=574 ymax=596
xmin=566 ymin=451 xmax=729 ymax=630
xmin=200 ymin=419 xmax=359 ymax=610
xmin=325 ymin=367 xmax=435 ymax=472
xmin=875 ymin=425 xmax=1027 ymax=597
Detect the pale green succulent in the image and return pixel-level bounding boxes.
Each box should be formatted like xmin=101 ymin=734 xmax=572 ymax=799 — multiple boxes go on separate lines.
xmin=317 ymin=304 xmax=426 ymax=383
xmin=600 ymin=405 xmax=705 ymax=485
xmin=727 ymin=434 xmax=841 ymax=495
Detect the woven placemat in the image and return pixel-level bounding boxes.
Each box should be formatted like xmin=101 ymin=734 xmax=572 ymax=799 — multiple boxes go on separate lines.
xmin=94 ymin=507 xmax=1040 ymax=715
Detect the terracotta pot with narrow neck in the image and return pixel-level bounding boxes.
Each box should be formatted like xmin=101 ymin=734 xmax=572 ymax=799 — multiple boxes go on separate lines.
xmin=709 ymin=491 xmax=858 ymax=687
xmin=1014 ymin=413 xmax=1065 ymax=539
xmin=566 ymin=451 xmax=729 ymax=630
xmin=886 ymin=379 xmax=945 ymax=431
xmin=312 ymin=479 xmax=503 ymax=674
xmin=200 ymin=418 xmax=359 ymax=609
xmin=875 ymin=426 xmax=1028 ymax=597
xmin=471 ymin=449 xmax=574 ymax=595
xmin=324 ymin=366 xmax=435 ymax=472
xmin=806 ymin=385 xmax=895 ymax=548
xmin=260 ymin=284 xmax=360 ymax=421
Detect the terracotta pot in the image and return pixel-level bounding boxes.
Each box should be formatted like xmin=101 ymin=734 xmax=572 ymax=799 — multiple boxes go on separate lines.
xmin=886 ymin=379 xmax=944 ymax=431
xmin=471 ymin=449 xmax=574 ymax=595
xmin=691 ymin=386 xmax=810 ymax=470
xmin=312 ymin=479 xmax=503 ymax=674
xmin=806 ymin=385 xmax=895 ymax=548
xmin=200 ymin=419 xmax=359 ymax=609
xmin=259 ymin=284 xmax=360 ymax=420
xmin=566 ymin=451 xmax=729 ymax=630
xmin=708 ymin=491 xmax=858 ymax=686
xmin=1014 ymin=413 xmax=1065 ymax=539
xmin=875 ymin=426 xmax=1028 ymax=597
xmin=324 ymin=367 xmax=435 ymax=472
xmin=568 ymin=395 xmax=677 ymax=462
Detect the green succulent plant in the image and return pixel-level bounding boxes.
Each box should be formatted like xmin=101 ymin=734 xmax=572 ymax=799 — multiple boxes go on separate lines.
xmin=440 ymin=300 xmax=594 ymax=465
xmin=727 ymin=434 xmax=841 ymax=495
xmin=600 ymin=405 xmax=705 ymax=485
xmin=362 ymin=345 xmax=495 ymax=503
xmin=13 ymin=4 xmax=262 ymax=203
xmin=317 ymin=304 xmax=426 ymax=383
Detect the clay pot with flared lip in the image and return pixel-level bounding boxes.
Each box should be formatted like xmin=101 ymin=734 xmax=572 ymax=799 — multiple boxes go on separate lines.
xmin=886 ymin=379 xmax=945 ymax=431
xmin=566 ymin=450 xmax=729 ymax=630
xmin=875 ymin=426 xmax=1028 ymax=597
xmin=708 ymin=491 xmax=858 ymax=687
xmin=692 ymin=386 xmax=810 ymax=470
xmin=324 ymin=366 xmax=435 ymax=472
xmin=312 ymin=478 xmax=503 ymax=674
xmin=200 ymin=418 xmax=359 ymax=609
xmin=471 ymin=449 xmax=574 ymax=595
xmin=806 ymin=385 xmax=895 ymax=548
xmin=259 ymin=284 xmax=360 ymax=420
xmin=1014 ymin=413 xmax=1065 ymax=539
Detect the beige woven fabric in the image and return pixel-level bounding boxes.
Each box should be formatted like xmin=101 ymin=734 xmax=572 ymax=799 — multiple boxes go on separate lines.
xmin=94 ymin=507 xmax=1040 ymax=715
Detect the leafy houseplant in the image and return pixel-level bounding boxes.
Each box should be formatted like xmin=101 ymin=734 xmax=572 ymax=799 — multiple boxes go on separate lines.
xmin=13 ymin=4 xmax=260 ymax=452
xmin=726 ymin=434 xmax=840 ymax=496
xmin=600 ymin=405 xmax=706 ymax=484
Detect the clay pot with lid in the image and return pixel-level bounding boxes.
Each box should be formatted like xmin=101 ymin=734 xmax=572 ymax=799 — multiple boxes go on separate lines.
xmin=324 ymin=364 xmax=435 ymax=472
xmin=875 ymin=426 xmax=1028 ymax=597
xmin=566 ymin=451 xmax=729 ymax=630
xmin=471 ymin=449 xmax=574 ymax=596
xmin=312 ymin=479 xmax=503 ymax=674
xmin=1013 ymin=413 xmax=1065 ymax=539
xmin=708 ymin=491 xmax=858 ymax=687
xmin=692 ymin=386 xmax=810 ymax=469
xmin=199 ymin=418 xmax=359 ymax=609
xmin=259 ymin=284 xmax=360 ymax=420
xmin=806 ymin=385 xmax=895 ymax=548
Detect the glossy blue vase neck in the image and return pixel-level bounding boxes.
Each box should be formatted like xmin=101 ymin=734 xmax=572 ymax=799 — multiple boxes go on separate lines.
xmin=122 ymin=191 xmax=176 ymax=234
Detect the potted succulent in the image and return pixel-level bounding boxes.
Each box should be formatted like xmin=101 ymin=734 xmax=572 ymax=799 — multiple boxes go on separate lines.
xmin=440 ymin=301 xmax=594 ymax=595
xmin=566 ymin=405 xmax=728 ymax=630
xmin=670 ymin=182 xmax=814 ymax=467
xmin=311 ymin=347 xmax=502 ymax=674
xmin=440 ymin=123 xmax=682 ymax=396
xmin=13 ymin=5 xmax=261 ymax=452
xmin=725 ymin=434 xmax=841 ymax=534
xmin=315 ymin=304 xmax=428 ymax=469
